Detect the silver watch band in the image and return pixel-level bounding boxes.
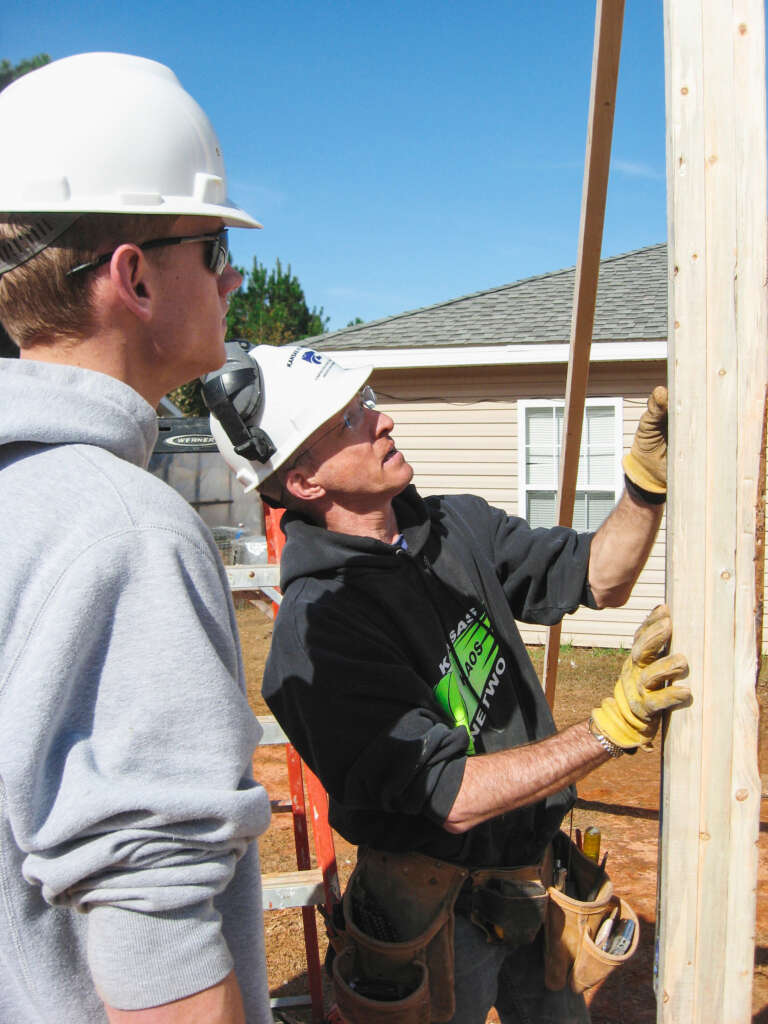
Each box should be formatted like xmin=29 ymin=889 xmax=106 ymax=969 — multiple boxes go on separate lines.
xmin=588 ymin=717 xmax=625 ymax=758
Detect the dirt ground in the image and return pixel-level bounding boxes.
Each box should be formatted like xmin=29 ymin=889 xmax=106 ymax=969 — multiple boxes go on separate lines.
xmin=236 ymin=604 xmax=768 ymax=1023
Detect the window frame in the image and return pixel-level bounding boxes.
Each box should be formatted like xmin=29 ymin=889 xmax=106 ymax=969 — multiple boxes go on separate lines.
xmin=516 ymin=396 xmax=624 ymax=529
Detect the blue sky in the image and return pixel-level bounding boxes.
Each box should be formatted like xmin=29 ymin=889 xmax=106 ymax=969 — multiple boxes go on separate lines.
xmin=2 ymin=1 xmax=667 ymax=331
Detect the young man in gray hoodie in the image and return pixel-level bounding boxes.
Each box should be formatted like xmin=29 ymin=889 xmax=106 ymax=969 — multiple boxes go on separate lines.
xmin=0 ymin=54 xmax=273 ymax=1023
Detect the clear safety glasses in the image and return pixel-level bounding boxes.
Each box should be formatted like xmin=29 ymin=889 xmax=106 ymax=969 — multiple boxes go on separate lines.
xmin=341 ymin=385 xmax=377 ymax=431
xmin=67 ymin=228 xmax=230 ymax=277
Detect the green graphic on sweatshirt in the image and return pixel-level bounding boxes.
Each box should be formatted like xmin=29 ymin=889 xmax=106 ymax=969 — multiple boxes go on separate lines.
xmin=433 ymin=612 xmax=503 ymax=754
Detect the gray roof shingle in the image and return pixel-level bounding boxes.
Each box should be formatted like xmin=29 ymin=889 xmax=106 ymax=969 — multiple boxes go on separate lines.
xmin=313 ymin=243 xmax=667 ymax=351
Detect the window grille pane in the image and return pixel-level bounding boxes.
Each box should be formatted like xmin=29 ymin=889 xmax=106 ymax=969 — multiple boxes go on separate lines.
xmin=573 ymin=496 xmax=585 ymax=530
xmin=526 ymin=408 xmax=556 ymax=486
xmin=527 ymin=452 xmax=554 ymax=487
xmin=527 ymin=407 xmax=554 ymax=448
xmin=585 ymin=492 xmax=616 ymax=530
xmin=585 ymin=406 xmax=614 ymax=445
xmin=563 ymin=492 xmax=617 ymax=532
xmin=577 ymin=407 xmax=615 ymax=486
xmin=584 ymin=451 xmax=614 ymax=486
xmin=527 ymin=491 xmax=556 ymax=528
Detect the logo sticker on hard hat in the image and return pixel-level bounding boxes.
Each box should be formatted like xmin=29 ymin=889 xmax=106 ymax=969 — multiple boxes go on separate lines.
xmin=302 ymin=350 xmax=323 ymax=365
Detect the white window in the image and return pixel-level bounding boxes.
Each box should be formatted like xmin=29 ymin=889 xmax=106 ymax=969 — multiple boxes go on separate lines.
xmin=517 ymin=398 xmax=623 ymax=531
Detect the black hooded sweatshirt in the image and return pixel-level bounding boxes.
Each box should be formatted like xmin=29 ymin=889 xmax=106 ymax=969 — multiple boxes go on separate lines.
xmin=263 ymin=486 xmax=596 ymax=868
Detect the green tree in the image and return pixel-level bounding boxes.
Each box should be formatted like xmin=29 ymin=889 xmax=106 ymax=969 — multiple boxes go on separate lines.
xmin=0 ymin=53 xmax=50 ymax=92
xmin=168 ymin=257 xmax=330 ymax=415
xmin=227 ymin=257 xmax=328 ymax=346
xmin=1 ymin=53 xmax=51 ymax=358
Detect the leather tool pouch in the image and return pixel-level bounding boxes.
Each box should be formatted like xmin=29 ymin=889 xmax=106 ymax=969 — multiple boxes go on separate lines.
xmin=332 ymin=848 xmax=468 ymax=1024
xmin=468 ymin=862 xmax=550 ymax=947
xmin=544 ymin=831 xmax=639 ymax=993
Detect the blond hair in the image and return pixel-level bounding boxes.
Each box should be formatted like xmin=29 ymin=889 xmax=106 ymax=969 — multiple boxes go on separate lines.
xmin=0 ymin=213 xmax=179 ymax=348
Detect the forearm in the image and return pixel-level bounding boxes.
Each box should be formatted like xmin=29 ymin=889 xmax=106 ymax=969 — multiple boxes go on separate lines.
xmin=588 ymin=488 xmax=663 ymax=607
xmin=104 ymin=971 xmax=245 ymax=1024
xmin=443 ymin=721 xmax=608 ymax=834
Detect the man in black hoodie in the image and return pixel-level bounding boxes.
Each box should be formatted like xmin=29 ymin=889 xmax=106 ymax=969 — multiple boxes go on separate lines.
xmin=208 ymin=342 xmax=691 ymax=1024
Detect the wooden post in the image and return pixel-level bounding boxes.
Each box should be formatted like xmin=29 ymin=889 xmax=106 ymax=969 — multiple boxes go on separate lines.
xmin=657 ymin=1 xmax=767 ymax=1019
xmin=543 ymin=0 xmax=624 ymax=706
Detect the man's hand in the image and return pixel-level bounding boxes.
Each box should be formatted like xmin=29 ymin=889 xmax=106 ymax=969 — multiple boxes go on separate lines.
xmin=591 ymin=604 xmax=691 ymax=750
xmin=623 ymin=386 xmax=668 ymax=495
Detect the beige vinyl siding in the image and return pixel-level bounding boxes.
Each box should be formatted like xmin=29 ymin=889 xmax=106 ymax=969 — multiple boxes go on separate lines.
xmin=370 ymin=359 xmax=668 ymax=649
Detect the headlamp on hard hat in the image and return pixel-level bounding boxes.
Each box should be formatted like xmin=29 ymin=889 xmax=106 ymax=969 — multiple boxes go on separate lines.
xmin=201 ymin=340 xmax=276 ymax=464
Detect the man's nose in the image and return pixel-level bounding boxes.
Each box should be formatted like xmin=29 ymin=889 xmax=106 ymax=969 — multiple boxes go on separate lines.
xmin=373 ymin=409 xmax=395 ymax=435
xmin=219 ymin=263 xmax=243 ymax=296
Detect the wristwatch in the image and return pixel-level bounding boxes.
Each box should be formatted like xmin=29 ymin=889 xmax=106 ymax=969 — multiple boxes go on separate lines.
xmin=587 ymin=717 xmax=625 ymax=758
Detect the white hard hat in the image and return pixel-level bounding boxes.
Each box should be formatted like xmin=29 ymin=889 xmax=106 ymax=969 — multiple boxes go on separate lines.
xmin=204 ymin=342 xmax=372 ymax=492
xmin=0 ymin=52 xmax=260 ymax=228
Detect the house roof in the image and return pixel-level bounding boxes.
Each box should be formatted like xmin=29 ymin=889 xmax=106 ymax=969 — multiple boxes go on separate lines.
xmin=312 ymin=243 xmax=667 ymax=352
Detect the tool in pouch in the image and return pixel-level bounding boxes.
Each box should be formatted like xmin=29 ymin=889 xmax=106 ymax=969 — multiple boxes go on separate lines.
xmin=582 ymin=825 xmax=601 ymax=863
xmin=544 ymin=831 xmax=640 ymax=993
xmin=331 ymin=847 xmax=468 ymax=1024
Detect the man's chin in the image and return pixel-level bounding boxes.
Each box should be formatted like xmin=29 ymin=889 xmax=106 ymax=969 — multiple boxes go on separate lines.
xmin=200 ymin=339 xmax=228 ymax=376
xmin=392 ymin=462 xmax=414 ymax=494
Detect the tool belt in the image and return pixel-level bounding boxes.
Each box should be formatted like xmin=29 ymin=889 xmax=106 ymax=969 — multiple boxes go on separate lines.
xmin=455 ymin=844 xmax=553 ymax=948
xmin=330 ymin=835 xmax=639 ymax=1023
xmin=544 ymin=830 xmax=639 ymax=994
xmin=331 ymin=847 xmax=467 ymax=1023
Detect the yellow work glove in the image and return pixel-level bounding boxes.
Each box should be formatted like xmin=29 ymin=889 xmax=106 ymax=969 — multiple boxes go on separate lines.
xmin=622 ymin=386 xmax=668 ymax=495
xmin=591 ymin=604 xmax=691 ymax=751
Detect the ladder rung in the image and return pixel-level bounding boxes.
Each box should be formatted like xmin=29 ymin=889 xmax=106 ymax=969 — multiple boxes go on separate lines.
xmin=270 ymin=993 xmax=312 ymax=1009
xmin=257 ymin=715 xmax=289 ymax=746
xmin=262 ymin=868 xmax=325 ymax=910
xmin=225 ymin=563 xmax=281 ymax=590
xmin=269 ymin=799 xmax=292 ymax=813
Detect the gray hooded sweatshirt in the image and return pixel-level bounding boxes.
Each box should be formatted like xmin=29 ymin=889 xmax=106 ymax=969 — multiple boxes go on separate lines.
xmin=0 ymin=359 xmax=272 ymax=1022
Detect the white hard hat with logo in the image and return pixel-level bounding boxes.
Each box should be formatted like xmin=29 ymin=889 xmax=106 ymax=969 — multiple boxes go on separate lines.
xmin=203 ymin=341 xmax=372 ymax=492
xmin=0 ymin=52 xmax=260 ymax=228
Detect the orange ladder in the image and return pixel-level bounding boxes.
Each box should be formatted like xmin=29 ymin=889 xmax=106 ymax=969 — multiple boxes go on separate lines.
xmin=258 ymin=716 xmax=340 ymax=1022
xmin=259 ymin=503 xmax=341 ymax=1023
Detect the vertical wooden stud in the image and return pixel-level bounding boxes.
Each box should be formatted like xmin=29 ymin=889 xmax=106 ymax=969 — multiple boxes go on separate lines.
xmin=657 ymin=1 xmax=767 ymax=1019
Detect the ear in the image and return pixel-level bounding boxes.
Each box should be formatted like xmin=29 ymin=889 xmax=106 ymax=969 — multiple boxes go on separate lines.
xmin=283 ymin=464 xmax=326 ymax=504
xmin=107 ymin=244 xmax=153 ymax=322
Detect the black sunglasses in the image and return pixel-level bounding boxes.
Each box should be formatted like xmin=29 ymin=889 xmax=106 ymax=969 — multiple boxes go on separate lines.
xmin=66 ymin=228 xmax=229 ymax=277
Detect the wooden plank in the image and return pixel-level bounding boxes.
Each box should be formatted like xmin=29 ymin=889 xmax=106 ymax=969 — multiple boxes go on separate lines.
xmin=544 ymin=0 xmax=625 ymax=706
xmin=657 ymin=1 xmax=766 ymax=1020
